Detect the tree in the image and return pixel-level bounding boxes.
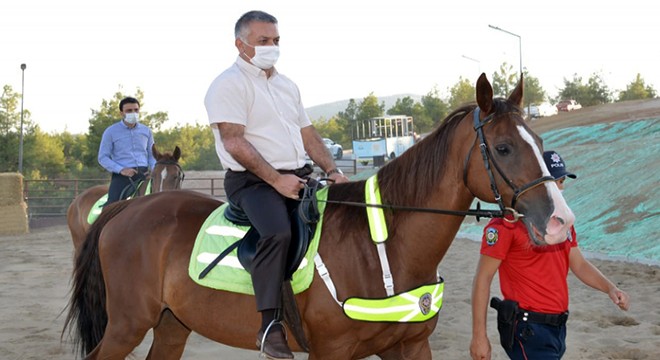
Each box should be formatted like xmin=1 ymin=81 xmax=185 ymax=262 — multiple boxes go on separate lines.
xmin=557 ymin=73 xmax=611 ymax=106
xmin=312 ymin=116 xmax=348 ymax=149
xmin=356 ymin=92 xmax=385 ymax=121
xmin=22 ymin=126 xmax=67 ymax=179
xmin=85 ymin=88 xmax=169 ymax=169
xmin=386 ymin=96 xmax=415 ymax=116
xmin=336 ymin=98 xmax=358 ymax=145
xmin=156 ymin=124 xmax=220 ymax=170
xmin=448 ymin=77 xmax=475 ymax=111
xmin=521 ymin=70 xmax=546 ymax=107
xmin=618 ymin=74 xmax=657 ymax=101
xmin=0 ymin=85 xmax=34 ymax=172
xmin=491 ymin=62 xmax=518 ymax=98
xmin=58 ymin=131 xmax=93 ymax=176
xmin=421 ymin=86 xmax=449 ymax=129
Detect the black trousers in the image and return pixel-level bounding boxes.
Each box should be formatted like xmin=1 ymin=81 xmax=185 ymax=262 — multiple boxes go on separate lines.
xmin=105 ymin=167 xmax=148 ymax=205
xmin=224 ymin=170 xmax=300 ymax=311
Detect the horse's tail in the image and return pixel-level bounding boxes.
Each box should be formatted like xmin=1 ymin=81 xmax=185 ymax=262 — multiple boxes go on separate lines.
xmin=282 ymin=281 xmax=310 ymax=352
xmin=62 ymin=200 xmax=132 ymax=357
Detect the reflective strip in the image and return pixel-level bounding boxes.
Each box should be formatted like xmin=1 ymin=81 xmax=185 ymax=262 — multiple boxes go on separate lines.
xmin=365 ymin=175 xmax=394 ymax=295
xmin=205 ymin=225 xmax=247 ymax=238
xmin=365 ymin=175 xmax=388 ymax=242
xmin=343 ymin=282 xmax=444 ymax=322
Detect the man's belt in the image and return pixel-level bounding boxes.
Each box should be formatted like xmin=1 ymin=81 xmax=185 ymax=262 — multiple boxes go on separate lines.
xmin=278 ymin=164 xmax=314 ymax=178
xmin=517 ymin=308 xmax=569 ymax=327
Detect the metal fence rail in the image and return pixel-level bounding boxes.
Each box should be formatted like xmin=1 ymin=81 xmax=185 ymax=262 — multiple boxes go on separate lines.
xmin=23 ymin=159 xmax=360 ymax=219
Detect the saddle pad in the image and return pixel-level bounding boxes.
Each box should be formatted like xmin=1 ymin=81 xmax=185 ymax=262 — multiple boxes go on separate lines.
xmin=86 ymin=181 xmax=152 ymax=225
xmin=87 ymin=194 xmax=108 ymax=224
xmin=188 ymin=187 xmax=328 ymax=295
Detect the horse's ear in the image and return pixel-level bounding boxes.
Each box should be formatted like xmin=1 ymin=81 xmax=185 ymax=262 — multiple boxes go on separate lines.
xmin=508 ymin=74 xmax=524 ymax=108
xmin=174 ymin=146 xmax=181 ymax=161
xmin=152 ymin=144 xmax=162 ymax=160
xmin=476 ymin=73 xmax=494 ymax=115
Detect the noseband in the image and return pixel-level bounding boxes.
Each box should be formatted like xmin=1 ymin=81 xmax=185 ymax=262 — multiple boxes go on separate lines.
xmin=464 ymin=108 xmax=555 ymax=221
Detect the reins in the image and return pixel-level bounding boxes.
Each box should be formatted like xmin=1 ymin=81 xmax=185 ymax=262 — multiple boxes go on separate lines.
xmin=316 ymin=196 xmax=516 ymax=222
xmin=309 ymin=106 xmax=556 ymax=223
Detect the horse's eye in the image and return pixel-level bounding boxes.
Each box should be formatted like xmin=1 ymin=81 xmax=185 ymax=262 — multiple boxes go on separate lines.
xmin=494 ymin=144 xmax=511 ymax=156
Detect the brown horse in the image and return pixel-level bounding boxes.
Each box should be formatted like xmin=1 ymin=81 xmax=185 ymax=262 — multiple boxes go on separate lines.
xmin=66 ymin=145 xmax=184 ymax=257
xmin=64 ymin=74 xmax=574 ymax=359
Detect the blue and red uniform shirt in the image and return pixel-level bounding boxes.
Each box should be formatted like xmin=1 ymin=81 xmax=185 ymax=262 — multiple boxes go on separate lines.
xmin=480 ymin=218 xmax=578 ymax=314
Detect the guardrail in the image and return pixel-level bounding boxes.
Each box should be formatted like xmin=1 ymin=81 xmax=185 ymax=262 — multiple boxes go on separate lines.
xmin=22 ymin=159 xmax=362 ymax=219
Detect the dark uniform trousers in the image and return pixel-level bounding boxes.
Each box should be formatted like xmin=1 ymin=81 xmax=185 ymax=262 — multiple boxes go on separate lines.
xmin=106 ymin=166 xmax=148 ymax=205
xmin=224 ymin=169 xmax=301 ymax=311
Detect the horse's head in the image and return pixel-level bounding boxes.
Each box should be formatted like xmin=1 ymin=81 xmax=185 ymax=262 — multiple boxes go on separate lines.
xmin=151 ymin=145 xmax=184 ymax=191
xmin=464 ymin=73 xmax=574 ymax=245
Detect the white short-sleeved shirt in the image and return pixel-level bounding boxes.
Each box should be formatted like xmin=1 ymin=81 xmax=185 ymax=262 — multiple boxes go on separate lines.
xmin=204 ymin=56 xmax=312 ymax=171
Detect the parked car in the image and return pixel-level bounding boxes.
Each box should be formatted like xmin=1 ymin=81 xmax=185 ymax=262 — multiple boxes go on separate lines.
xmin=538 ymin=102 xmax=558 ymax=117
xmin=556 ymin=99 xmax=582 ymax=112
xmin=523 ymin=105 xmax=540 ymax=119
xmin=323 ymin=138 xmax=343 ymax=159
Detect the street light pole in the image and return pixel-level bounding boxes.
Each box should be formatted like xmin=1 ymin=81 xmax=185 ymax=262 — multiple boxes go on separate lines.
xmin=18 ymin=63 xmax=26 ymax=174
xmin=461 ymin=55 xmax=481 ymax=74
xmin=488 ymin=24 xmax=522 ymax=77
xmin=488 ymin=25 xmax=530 ymax=119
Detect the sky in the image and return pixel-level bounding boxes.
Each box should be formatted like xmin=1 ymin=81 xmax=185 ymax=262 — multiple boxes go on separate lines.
xmin=1 ymin=0 xmax=658 ymax=134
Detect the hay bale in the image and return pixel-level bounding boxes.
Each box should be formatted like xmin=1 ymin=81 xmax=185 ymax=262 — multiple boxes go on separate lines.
xmin=0 ymin=173 xmax=25 ymax=206
xmin=0 ymin=203 xmax=29 ymax=235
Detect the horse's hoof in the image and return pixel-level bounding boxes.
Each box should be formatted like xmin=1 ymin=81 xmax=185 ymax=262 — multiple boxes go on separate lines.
xmin=256 ymin=330 xmax=294 ymax=359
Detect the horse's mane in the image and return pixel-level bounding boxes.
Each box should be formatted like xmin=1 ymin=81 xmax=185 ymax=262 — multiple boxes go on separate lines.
xmin=378 ymin=98 xmax=520 ymax=208
xmin=377 ymin=103 xmax=476 ymax=208
xmin=327 ymin=99 xmax=520 ymax=239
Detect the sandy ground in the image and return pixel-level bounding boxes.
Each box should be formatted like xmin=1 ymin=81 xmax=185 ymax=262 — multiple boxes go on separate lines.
xmin=1 ymin=224 xmax=658 ymax=359
xmin=3 ymin=99 xmax=660 ymax=359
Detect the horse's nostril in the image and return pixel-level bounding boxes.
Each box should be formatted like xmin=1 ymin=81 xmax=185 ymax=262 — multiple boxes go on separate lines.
xmin=552 ymin=215 xmax=566 ymax=226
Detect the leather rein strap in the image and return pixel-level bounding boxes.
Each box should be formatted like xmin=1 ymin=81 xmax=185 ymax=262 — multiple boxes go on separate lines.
xmin=318 ymin=107 xmax=554 ymax=222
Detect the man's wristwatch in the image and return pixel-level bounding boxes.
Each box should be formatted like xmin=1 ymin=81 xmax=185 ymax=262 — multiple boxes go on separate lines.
xmin=326 ymin=168 xmax=343 ymax=176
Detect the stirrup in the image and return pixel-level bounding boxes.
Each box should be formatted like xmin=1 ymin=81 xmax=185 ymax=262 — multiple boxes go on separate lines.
xmin=258 ymin=319 xmax=288 ymax=355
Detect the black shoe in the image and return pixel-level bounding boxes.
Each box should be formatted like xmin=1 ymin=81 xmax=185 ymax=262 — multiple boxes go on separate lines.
xmin=256 ymin=329 xmax=294 ymax=359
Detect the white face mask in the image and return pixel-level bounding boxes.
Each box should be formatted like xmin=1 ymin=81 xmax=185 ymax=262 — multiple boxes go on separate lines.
xmin=245 ymin=43 xmax=280 ymax=70
xmin=124 ymin=112 xmax=139 ymax=124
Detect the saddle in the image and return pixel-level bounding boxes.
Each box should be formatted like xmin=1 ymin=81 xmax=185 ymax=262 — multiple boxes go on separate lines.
xmin=201 ymin=179 xmax=322 ymax=280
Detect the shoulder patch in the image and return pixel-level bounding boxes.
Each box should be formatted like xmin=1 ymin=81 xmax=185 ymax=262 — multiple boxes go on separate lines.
xmin=485 ymin=227 xmax=498 ymax=246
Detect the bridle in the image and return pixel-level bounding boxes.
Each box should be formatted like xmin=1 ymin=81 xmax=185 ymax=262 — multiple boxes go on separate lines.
xmin=153 ymin=159 xmax=185 ymax=189
xmin=313 ymin=107 xmax=554 ymax=222
xmin=463 ymin=108 xmax=555 ymax=221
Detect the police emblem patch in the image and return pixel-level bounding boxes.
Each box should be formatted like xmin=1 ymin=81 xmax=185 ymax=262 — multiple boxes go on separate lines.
xmin=485 ymin=227 xmax=498 ymax=246
xmin=419 ymin=292 xmax=432 ymax=315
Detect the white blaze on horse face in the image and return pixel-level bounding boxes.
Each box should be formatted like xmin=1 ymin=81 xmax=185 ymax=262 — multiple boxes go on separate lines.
xmin=516 ymin=126 xmax=575 ymax=245
xmin=158 ymin=168 xmax=168 ymax=192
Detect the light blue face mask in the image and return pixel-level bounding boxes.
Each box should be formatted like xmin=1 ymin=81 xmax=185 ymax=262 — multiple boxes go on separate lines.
xmin=124 ymin=112 xmax=139 ymax=124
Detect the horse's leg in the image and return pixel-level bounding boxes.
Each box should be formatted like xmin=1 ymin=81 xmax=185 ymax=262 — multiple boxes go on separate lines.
xmin=88 ymin=321 xmax=151 ymax=360
xmin=376 ymin=340 xmax=432 ymax=360
xmin=146 ymin=309 xmax=191 ymax=360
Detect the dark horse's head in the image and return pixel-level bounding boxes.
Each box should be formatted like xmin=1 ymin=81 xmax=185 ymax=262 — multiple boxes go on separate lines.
xmin=151 ymin=145 xmax=184 ymax=192
xmin=463 ymin=73 xmax=574 ymax=244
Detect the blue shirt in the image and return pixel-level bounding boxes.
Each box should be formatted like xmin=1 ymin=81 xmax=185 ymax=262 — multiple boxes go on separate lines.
xmin=98 ymin=121 xmax=156 ymax=174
